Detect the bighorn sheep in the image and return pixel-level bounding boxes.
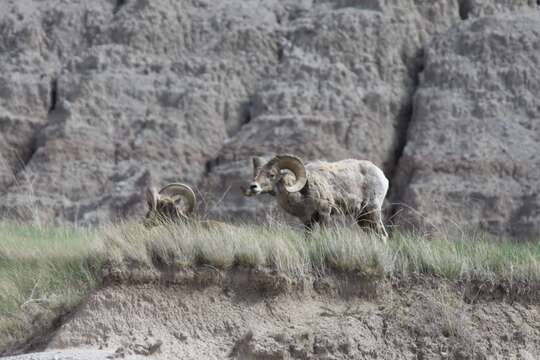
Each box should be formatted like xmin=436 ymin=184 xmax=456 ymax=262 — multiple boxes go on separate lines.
xmin=244 ymin=154 xmax=389 ymax=240
xmin=143 ymin=183 xmax=232 ymax=230
xmin=143 ymin=183 xmax=197 ymax=228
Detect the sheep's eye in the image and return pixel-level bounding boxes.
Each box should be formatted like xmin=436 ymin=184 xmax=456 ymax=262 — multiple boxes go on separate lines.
xmin=269 ymin=173 xmax=276 ymax=179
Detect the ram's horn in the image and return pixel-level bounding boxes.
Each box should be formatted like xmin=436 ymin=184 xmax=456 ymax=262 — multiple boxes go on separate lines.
xmin=274 ymin=155 xmax=307 ymax=193
xmin=252 ymin=157 xmax=263 ymax=174
xmin=146 ymin=187 xmax=159 ymax=210
xmin=158 ymin=183 xmax=196 ymax=214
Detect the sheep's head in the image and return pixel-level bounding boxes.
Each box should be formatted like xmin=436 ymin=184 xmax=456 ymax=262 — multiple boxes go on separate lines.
xmin=244 ymin=154 xmax=307 ymax=196
xmin=143 ymin=183 xmax=196 ymax=228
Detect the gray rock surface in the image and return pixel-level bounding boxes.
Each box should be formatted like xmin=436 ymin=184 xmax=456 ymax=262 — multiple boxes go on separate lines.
xmin=0 ymin=0 xmax=538 ymax=237
xmin=393 ymin=13 xmax=540 ymax=238
xmin=0 ymin=0 xmax=283 ymax=224
xmin=460 ymin=0 xmax=537 ymax=19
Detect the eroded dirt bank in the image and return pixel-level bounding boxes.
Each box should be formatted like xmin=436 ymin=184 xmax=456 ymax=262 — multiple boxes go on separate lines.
xmin=20 ymin=269 xmax=538 ymax=360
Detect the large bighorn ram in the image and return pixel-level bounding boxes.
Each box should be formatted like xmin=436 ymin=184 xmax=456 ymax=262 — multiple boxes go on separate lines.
xmin=143 ymin=183 xmax=232 ymax=230
xmin=244 ymin=155 xmax=389 ymax=240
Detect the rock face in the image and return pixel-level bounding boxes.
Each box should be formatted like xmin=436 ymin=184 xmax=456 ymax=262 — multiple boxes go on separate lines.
xmin=0 ymin=0 xmax=538 ymax=237
xmin=394 ymin=13 xmax=540 ymax=237
xmin=0 ymin=0 xmax=282 ymax=224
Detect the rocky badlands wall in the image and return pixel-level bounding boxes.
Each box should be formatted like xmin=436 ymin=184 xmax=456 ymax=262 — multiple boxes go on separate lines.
xmin=0 ymin=0 xmax=538 ymax=237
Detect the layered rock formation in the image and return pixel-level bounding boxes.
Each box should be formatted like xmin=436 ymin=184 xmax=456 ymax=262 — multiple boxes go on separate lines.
xmin=394 ymin=12 xmax=540 ymax=237
xmin=0 ymin=0 xmax=538 ymax=237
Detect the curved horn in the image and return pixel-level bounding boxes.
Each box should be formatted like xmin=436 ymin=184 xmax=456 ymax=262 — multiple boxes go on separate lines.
xmin=158 ymin=183 xmax=196 ymax=215
xmin=146 ymin=187 xmax=158 ymax=210
xmin=252 ymin=157 xmax=263 ymax=175
xmin=275 ymin=155 xmax=307 ymax=193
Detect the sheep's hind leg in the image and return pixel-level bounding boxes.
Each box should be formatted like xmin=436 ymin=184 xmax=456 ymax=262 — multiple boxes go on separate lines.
xmin=372 ymin=209 xmax=388 ymax=243
xmin=355 ymin=213 xmax=372 ymax=229
xmin=355 ymin=205 xmax=374 ymax=230
xmin=356 ymin=207 xmax=388 ymax=243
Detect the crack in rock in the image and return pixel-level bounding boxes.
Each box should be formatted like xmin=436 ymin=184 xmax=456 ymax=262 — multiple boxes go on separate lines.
xmin=113 ymin=0 xmax=128 ymax=15
xmin=48 ymin=78 xmax=58 ymax=114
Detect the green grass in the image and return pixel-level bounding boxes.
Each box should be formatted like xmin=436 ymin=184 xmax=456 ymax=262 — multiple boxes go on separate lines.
xmin=0 ymin=223 xmax=105 ymax=353
xmin=1 ymin=221 xmax=539 ymax=353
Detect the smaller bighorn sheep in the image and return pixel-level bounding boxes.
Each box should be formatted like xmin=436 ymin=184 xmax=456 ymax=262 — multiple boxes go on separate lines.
xmin=143 ymin=183 xmax=232 ymax=230
xmin=244 ymin=154 xmax=389 ymax=240
xmin=143 ymin=183 xmax=197 ymax=228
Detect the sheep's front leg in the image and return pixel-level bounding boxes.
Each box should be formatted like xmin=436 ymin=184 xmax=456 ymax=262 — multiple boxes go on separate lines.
xmin=303 ymin=213 xmax=318 ymax=238
xmin=318 ymin=209 xmax=331 ymax=229
xmin=303 ymin=207 xmax=332 ymax=237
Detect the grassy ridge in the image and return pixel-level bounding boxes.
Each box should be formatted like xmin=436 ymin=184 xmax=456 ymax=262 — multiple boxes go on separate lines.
xmin=1 ymin=221 xmax=539 ymax=352
xmin=108 ymin=223 xmax=540 ymax=284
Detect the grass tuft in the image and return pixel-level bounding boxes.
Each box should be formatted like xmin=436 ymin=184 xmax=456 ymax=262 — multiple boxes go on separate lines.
xmin=412 ymin=286 xmax=479 ymax=356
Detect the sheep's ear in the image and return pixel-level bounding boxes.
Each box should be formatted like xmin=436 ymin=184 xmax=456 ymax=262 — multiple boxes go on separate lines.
xmin=146 ymin=187 xmax=158 ymax=210
xmin=252 ymin=157 xmax=263 ymax=174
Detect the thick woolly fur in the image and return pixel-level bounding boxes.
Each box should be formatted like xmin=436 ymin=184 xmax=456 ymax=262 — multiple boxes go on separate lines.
xmin=250 ymin=157 xmax=389 ymax=239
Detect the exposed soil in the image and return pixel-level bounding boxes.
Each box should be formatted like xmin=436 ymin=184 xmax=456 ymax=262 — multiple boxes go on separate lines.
xmin=6 ymin=268 xmax=539 ymax=360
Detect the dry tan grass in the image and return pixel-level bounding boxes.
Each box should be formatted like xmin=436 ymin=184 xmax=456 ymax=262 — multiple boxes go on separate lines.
xmin=105 ymin=222 xmax=540 ymax=284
